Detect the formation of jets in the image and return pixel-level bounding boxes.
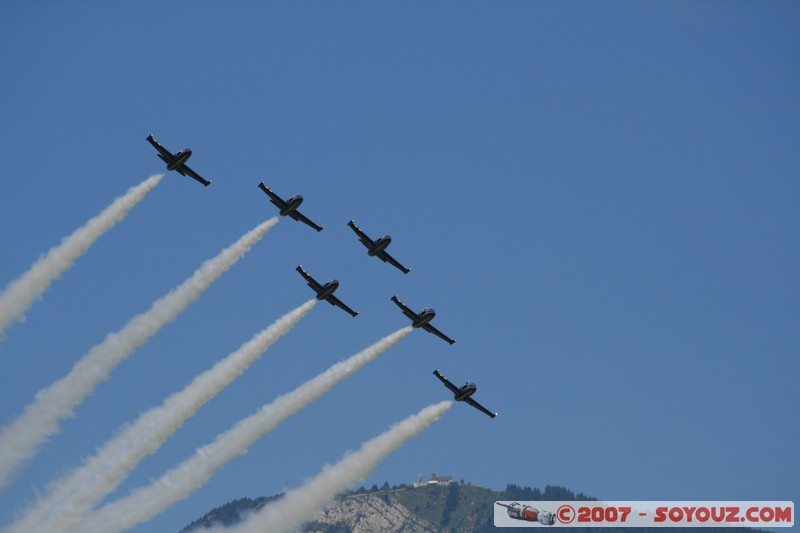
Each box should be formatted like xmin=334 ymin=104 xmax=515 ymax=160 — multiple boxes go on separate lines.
xmin=147 ymin=133 xmax=497 ymax=419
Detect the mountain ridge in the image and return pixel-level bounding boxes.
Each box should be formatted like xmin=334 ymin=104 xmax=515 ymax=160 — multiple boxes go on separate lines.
xmin=182 ymin=482 xmax=766 ymax=532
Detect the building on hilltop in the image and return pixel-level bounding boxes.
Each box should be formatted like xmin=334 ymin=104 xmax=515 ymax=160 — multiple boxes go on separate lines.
xmin=413 ymin=472 xmax=454 ymax=487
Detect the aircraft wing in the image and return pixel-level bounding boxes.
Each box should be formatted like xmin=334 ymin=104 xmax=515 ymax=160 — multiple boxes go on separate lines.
xmin=288 ymin=210 xmax=324 ymax=232
xmin=391 ymin=295 xmax=419 ymax=322
xmin=295 ymin=266 xmax=324 ymax=293
xmin=423 ymin=323 xmax=456 ymax=345
xmin=325 ymin=294 xmax=358 ymax=317
xmin=465 ymin=397 xmax=498 ymax=419
xmin=433 ymin=370 xmax=461 ymax=395
xmin=347 ymin=220 xmax=374 ymax=248
xmin=376 ymin=250 xmax=410 ymax=274
xmin=146 ymin=134 xmax=175 ymax=161
xmin=258 ymin=182 xmax=286 ymax=207
xmin=178 ymin=164 xmax=211 ymax=187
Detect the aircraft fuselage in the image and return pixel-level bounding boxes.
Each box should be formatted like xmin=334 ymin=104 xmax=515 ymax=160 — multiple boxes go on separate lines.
xmin=279 ymin=195 xmax=304 ymax=216
xmin=455 ymin=383 xmax=477 ymax=401
xmin=412 ymin=308 xmax=436 ymax=328
xmin=317 ymin=280 xmax=340 ymax=300
xmin=368 ymin=236 xmax=392 ymax=256
xmin=167 ymin=149 xmax=192 ymax=170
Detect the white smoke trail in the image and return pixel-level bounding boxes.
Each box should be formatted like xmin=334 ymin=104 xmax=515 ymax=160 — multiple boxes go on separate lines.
xmin=221 ymin=401 xmax=453 ymax=533
xmin=8 ymin=298 xmax=315 ymax=533
xmin=0 ymin=174 xmax=163 ymax=338
xmin=0 ymin=217 xmax=279 ymax=492
xmin=78 ymin=327 xmax=413 ymax=533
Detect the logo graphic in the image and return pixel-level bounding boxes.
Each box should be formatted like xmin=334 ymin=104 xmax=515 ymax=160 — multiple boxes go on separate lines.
xmin=496 ymin=502 xmax=556 ymax=526
xmin=494 ymin=501 xmax=793 ymax=528
xmin=557 ymin=504 xmax=575 ymax=524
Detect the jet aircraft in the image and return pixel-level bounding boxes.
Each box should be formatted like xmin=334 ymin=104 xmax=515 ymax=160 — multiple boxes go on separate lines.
xmin=391 ymin=295 xmax=455 ymax=344
xmin=258 ymin=182 xmax=323 ymax=232
xmin=433 ymin=369 xmax=497 ymax=418
xmin=296 ymin=265 xmax=358 ymax=317
xmin=347 ymin=220 xmax=410 ymax=274
xmin=146 ymin=134 xmax=211 ymax=187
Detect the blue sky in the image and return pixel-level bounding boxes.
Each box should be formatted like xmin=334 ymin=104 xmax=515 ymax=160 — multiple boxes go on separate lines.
xmin=1 ymin=2 xmax=798 ymax=531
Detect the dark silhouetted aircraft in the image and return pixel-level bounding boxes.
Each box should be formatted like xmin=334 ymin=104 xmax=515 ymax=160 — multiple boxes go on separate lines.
xmin=347 ymin=220 xmax=410 ymax=274
xmin=258 ymin=183 xmax=323 ymax=232
xmin=433 ymin=369 xmax=497 ymax=418
xmin=296 ymin=265 xmax=357 ymax=317
xmin=391 ymin=295 xmax=455 ymax=344
xmin=146 ymin=134 xmax=211 ymax=187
